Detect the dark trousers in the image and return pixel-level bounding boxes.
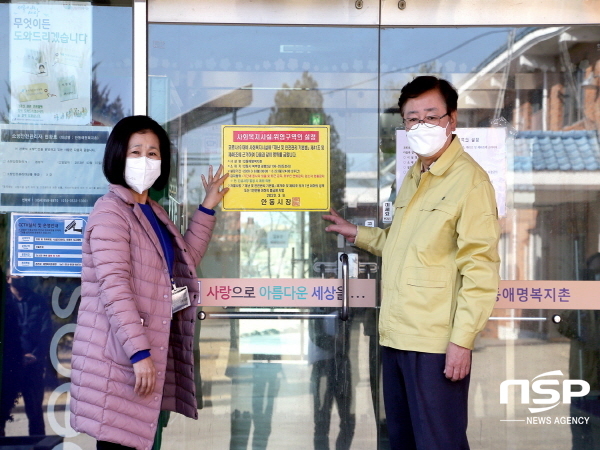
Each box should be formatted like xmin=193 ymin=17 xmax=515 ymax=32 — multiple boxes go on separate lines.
xmin=311 ymin=357 xmax=356 ymax=450
xmin=381 ymin=346 xmax=470 ymax=450
xmin=22 ymin=362 xmax=45 ymax=436
xmin=97 ymin=441 xmax=136 ymax=450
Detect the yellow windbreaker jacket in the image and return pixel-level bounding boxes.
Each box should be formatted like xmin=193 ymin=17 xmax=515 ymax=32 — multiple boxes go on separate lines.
xmin=355 ymin=136 xmax=500 ymax=353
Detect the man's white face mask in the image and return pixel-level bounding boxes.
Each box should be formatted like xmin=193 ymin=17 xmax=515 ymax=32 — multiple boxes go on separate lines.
xmin=406 ymin=121 xmax=450 ymax=158
xmin=124 ymin=156 xmax=161 ymax=194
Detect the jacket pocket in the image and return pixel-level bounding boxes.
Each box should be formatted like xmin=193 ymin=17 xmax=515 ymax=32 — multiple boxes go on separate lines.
xmin=391 ymin=198 xmax=409 ymax=225
xmin=140 ymin=312 xmax=150 ymax=327
xmin=104 ymin=329 xmax=132 ymax=366
xmin=416 ymin=200 xmax=459 ymax=257
xmin=420 ymin=199 xmax=459 ymax=216
xmin=401 ymin=267 xmax=452 ymax=337
xmin=394 ymin=193 xmax=410 ymax=209
xmin=406 ymin=277 xmax=445 ymax=288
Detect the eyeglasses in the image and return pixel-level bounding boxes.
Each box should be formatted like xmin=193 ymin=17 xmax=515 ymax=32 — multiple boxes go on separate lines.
xmin=402 ymin=113 xmax=449 ymax=130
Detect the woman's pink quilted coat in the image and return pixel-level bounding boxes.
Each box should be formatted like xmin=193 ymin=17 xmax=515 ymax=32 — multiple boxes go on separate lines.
xmin=70 ymin=184 xmax=216 ymax=450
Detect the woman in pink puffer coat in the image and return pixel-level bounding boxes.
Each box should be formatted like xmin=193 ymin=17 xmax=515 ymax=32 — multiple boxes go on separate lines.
xmin=70 ymin=116 xmax=228 ymax=450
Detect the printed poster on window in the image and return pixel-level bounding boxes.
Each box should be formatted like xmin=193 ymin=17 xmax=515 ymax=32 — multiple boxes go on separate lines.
xmin=396 ymin=127 xmax=507 ymax=216
xmin=0 ymin=124 xmax=110 ymax=212
xmin=222 ymin=125 xmax=330 ymax=211
xmin=10 ymin=2 xmax=92 ymax=125
xmin=10 ymin=213 xmax=87 ymax=277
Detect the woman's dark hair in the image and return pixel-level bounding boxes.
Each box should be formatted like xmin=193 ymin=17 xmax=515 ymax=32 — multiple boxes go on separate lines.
xmin=397 ymin=76 xmax=458 ymax=116
xmin=102 ymin=115 xmax=171 ymax=190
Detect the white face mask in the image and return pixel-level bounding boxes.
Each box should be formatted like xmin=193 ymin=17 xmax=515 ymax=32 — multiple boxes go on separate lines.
xmin=406 ymin=122 xmax=450 ymax=158
xmin=124 ymin=157 xmax=161 ymax=194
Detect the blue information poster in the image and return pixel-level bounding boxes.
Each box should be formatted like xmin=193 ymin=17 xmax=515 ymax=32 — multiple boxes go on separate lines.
xmin=11 ymin=213 xmax=87 ymax=277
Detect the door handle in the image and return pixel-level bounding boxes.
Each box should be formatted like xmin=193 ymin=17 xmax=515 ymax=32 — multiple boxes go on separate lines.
xmin=340 ymin=253 xmax=349 ymax=321
xmin=198 ymin=310 xmax=340 ymax=320
xmin=312 ymin=261 xmax=377 ymax=276
xmin=487 ymin=317 xmax=547 ymax=321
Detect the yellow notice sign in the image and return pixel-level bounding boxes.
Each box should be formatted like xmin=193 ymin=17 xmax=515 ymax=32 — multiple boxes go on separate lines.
xmin=222 ymin=125 xmax=330 ymax=211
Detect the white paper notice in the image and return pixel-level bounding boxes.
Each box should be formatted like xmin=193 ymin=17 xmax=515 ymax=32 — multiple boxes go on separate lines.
xmin=10 ymin=2 xmax=92 ymax=125
xmin=0 ymin=124 xmax=110 ymax=213
xmin=396 ymin=128 xmax=507 ymax=217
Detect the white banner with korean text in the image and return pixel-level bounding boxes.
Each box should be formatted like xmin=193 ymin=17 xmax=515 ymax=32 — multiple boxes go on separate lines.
xmin=495 ymin=280 xmax=600 ymax=310
xmin=198 ymin=278 xmax=376 ymax=308
xmin=198 ymin=279 xmax=600 ymax=310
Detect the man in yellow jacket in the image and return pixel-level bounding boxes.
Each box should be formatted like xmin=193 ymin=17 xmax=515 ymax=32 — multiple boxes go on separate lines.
xmin=323 ymin=76 xmax=500 ymax=450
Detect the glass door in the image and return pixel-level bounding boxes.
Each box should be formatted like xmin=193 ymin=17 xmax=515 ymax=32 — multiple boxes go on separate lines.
xmin=380 ymin=25 xmax=600 ymax=450
xmin=148 ymin=24 xmax=383 ymax=449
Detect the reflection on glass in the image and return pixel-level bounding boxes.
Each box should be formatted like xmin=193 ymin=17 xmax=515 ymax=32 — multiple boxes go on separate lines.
xmin=0 ymin=275 xmax=81 ymax=444
xmin=91 ymin=6 xmax=133 ymax=126
xmin=557 ymin=253 xmax=600 ymax=450
xmin=149 ymin=25 xmax=379 ymax=279
xmin=226 ymin=317 xmax=285 ymax=449
xmin=309 ymin=314 xmax=355 ymax=449
xmin=1 ymin=275 xmax=51 ymax=436
xmin=0 ymin=5 xmax=132 ymax=449
xmin=192 ymin=313 xmax=374 ymax=450
xmin=149 ymin=24 xmax=380 ymax=449
xmin=380 ymin=25 xmax=600 ymax=449
xmin=142 ymin=20 xmax=600 ymax=449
